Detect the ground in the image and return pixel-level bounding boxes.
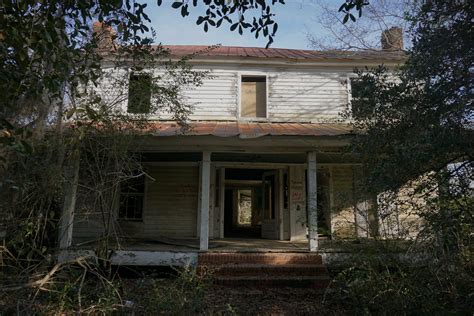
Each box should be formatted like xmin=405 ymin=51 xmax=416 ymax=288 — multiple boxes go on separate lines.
xmin=203 ymin=285 xmax=341 ymax=315
xmin=119 ymin=275 xmax=342 ymax=315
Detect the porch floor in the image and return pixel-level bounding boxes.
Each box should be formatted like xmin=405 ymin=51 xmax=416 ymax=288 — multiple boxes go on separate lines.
xmin=73 ymin=237 xmax=309 ymax=252
xmin=72 ymin=237 xmax=411 ymax=253
xmin=210 ymin=238 xmax=308 ymax=252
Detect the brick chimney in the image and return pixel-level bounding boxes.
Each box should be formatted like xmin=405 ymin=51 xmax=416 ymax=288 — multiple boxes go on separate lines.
xmin=381 ymin=27 xmax=403 ymax=50
xmin=92 ymin=21 xmax=116 ymax=52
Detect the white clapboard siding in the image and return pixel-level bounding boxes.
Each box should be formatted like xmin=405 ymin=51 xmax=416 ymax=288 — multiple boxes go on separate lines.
xmin=96 ymin=62 xmax=356 ymax=122
xmin=143 ymin=165 xmax=199 ymax=238
xmin=184 ymin=70 xmax=238 ymax=119
xmin=72 ymin=166 xmax=199 ymax=243
xmin=267 ymin=72 xmax=347 ymax=120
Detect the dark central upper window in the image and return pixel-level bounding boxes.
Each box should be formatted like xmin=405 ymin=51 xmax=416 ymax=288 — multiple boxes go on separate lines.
xmin=241 ymin=76 xmax=266 ymax=118
xmin=127 ymin=73 xmax=152 ymax=114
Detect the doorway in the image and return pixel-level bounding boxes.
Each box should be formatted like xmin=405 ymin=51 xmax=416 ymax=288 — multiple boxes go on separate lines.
xmin=222 ymin=168 xmax=281 ymax=239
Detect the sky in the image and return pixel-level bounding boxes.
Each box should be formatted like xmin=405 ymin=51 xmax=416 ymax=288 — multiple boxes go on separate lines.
xmin=143 ymin=0 xmax=340 ymax=49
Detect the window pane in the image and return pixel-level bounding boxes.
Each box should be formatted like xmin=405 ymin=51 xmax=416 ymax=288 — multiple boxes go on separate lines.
xmin=119 ymin=173 xmax=145 ymax=220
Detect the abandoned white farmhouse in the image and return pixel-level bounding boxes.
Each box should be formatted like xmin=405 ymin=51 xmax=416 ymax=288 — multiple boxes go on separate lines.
xmin=59 ymin=33 xmax=409 ymax=265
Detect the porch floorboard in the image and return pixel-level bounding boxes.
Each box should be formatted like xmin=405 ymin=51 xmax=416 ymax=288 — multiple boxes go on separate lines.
xmin=209 ymin=238 xmax=308 ymax=252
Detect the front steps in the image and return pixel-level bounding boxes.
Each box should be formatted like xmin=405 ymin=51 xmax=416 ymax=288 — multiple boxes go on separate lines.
xmin=198 ymin=253 xmax=330 ymax=288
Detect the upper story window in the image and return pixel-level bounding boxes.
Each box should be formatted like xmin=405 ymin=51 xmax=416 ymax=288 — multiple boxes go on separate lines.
xmin=119 ymin=172 xmax=145 ymax=221
xmin=240 ymin=76 xmax=266 ymax=118
xmin=349 ymin=77 xmax=366 ymax=118
xmin=127 ymin=73 xmax=152 ymax=114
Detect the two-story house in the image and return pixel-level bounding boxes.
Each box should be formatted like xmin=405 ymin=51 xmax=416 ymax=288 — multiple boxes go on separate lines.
xmin=59 ymin=30 xmax=406 ymax=266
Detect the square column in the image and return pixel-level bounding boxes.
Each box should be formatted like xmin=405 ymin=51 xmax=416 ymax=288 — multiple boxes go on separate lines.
xmin=59 ymin=152 xmax=80 ymax=249
xmin=199 ymin=151 xmax=211 ymax=251
xmin=307 ymin=151 xmax=318 ymax=251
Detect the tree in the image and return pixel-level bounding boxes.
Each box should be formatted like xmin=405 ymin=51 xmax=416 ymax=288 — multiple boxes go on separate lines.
xmin=308 ymin=0 xmax=411 ymax=50
xmin=0 ymin=0 xmax=376 ymax=313
xmin=348 ymin=1 xmax=473 ymax=192
xmin=325 ymin=2 xmax=473 ymax=313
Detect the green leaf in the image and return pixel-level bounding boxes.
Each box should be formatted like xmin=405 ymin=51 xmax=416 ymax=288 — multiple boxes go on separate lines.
xmin=343 ymin=14 xmax=349 ymax=24
xmin=66 ymin=107 xmax=76 ymax=119
xmin=171 ymin=1 xmax=183 ymax=9
xmin=20 ymin=140 xmax=33 ymax=155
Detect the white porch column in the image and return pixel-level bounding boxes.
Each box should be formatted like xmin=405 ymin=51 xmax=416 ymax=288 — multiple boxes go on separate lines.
xmin=307 ymin=151 xmax=318 ymax=252
xmin=58 ymin=152 xmax=80 ymax=249
xmin=199 ymin=151 xmax=211 ymax=251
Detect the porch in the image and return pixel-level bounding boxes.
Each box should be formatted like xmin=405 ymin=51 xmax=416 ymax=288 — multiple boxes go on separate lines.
xmin=59 ymin=123 xmax=378 ymax=266
xmin=59 ymin=237 xmax=412 ymax=268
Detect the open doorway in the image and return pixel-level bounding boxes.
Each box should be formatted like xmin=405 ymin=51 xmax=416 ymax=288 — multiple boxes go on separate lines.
xmin=223 ymin=168 xmax=280 ymax=239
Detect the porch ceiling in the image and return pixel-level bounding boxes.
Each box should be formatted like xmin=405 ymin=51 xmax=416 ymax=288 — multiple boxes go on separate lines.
xmin=142 ymin=121 xmax=352 ymax=139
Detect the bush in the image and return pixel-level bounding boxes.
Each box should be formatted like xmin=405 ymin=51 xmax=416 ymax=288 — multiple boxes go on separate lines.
xmin=144 ymin=266 xmax=213 ymax=314
xmin=324 ymin=257 xmax=473 ymax=315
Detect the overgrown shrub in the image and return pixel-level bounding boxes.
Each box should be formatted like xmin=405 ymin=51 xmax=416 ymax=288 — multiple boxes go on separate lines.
xmin=324 ymin=255 xmax=473 ymax=315
xmin=0 ymin=259 xmax=124 ymax=315
xmin=144 ymin=266 xmax=213 ymax=314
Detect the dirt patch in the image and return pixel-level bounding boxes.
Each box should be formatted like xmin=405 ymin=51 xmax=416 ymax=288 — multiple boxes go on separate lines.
xmin=121 ymin=277 xmax=343 ymax=315
xmin=202 ymin=285 xmax=343 ymax=315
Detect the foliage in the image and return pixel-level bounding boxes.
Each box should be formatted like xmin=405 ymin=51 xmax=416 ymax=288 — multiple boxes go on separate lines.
xmin=325 ymin=256 xmax=473 ymax=315
xmin=344 ymin=0 xmax=473 ymax=254
xmin=41 ymin=262 xmax=124 ymax=314
xmin=160 ymin=0 xmax=369 ymax=48
xmin=326 ymin=2 xmax=474 ymax=314
xmin=309 ymin=0 xmax=411 ymax=50
xmin=0 ymin=258 xmax=124 ymax=314
xmin=0 ymin=1 xmax=207 ymax=312
xmin=347 ymin=1 xmax=473 ymax=192
xmin=144 ymin=267 xmax=213 ymax=314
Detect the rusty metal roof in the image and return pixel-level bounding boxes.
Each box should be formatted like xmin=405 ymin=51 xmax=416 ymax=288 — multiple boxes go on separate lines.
xmin=161 ymin=45 xmax=405 ymax=62
xmin=143 ymin=122 xmax=352 ymax=139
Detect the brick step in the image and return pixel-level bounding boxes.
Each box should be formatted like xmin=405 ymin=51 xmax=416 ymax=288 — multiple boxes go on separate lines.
xmin=199 ymin=264 xmax=328 ymax=277
xmin=212 ymin=275 xmax=331 ymax=288
xmin=198 ymin=253 xmax=323 ymax=265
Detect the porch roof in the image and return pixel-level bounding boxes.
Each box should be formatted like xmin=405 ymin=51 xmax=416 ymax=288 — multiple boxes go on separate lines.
xmin=143 ymin=121 xmax=352 ymax=139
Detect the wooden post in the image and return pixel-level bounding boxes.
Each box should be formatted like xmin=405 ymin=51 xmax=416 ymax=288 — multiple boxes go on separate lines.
xmin=58 ymin=151 xmax=80 ymax=249
xmin=219 ymin=168 xmax=225 ymax=239
xmin=307 ymin=151 xmax=318 ymax=252
xmin=199 ymin=152 xmax=211 ymax=251
xmin=278 ymin=169 xmax=284 ymax=240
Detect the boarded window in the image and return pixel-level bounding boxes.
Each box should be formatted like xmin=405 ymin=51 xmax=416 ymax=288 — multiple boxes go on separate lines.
xmin=119 ymin=172 xmax=145 ymax=221
xmin=241 ymin=76 xmax=266 ymax=118
xmin=127 ymin=73 xmax=152 ymax=113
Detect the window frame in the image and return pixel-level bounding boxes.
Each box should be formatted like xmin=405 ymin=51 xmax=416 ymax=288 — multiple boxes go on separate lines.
xmin=348 ymin=73 xmax=377 ymax=120
xmin=127 ymin=72 xmax=152 ymax=114
xmin=238 ymin=72 xmax=269 ymax=120
xmin=118 ymin=171 xmax=147 ymax=222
